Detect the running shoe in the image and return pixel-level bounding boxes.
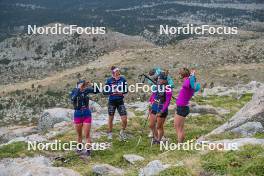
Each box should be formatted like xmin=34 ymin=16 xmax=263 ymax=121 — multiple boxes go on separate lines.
xmin=119 ymin=129 xmax=127 ymax=141
xmin=83 ymin=149 xmax=91 ymax=157
xmin=151 ymin=138 xmax=160 ymax=146
xmin=148 ymin=131 xmax=153 ymax=138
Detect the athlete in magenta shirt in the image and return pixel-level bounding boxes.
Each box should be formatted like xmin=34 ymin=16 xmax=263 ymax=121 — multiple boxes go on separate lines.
xmin=176 ymin=77 xmax=195 ymax=106
xmin=174 ymin=68 xmax=200 ymax=143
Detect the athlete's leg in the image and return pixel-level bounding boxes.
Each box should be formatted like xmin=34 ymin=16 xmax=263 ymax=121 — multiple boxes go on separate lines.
xmin=174 ymin=114 xmax=185 ymax=143
xmin=108 ymin=103 xmax=116 ymax=133
xmin=83 ymin=123 xmax=92 ymax=149
xmin=118 ymin=104 xmax=127 ymax=130
xmin=120 ymin=115 xmax=127 ymax=130
xmin=108 ymin=115 xmax=114 ymax=132
xmin=75 ymin=123 xmax=83 ymax=144
xmin=157 ymin=116 xmax=166 ymax=141
xmin=149 ymin=113 xmax=157 ymax=139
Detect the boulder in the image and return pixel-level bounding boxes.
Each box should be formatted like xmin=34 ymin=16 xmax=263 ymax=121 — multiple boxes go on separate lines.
xmin=38 ymin=108 xmax=73 ymax=131
xmin=206 ymin=86 xmax=264 ymax=136
xmin=231 ymin=122 xmax=263 ymax=137
xmin=139 ymin=160 xmax=170 ymax=176
xmin=92 ymin=164 xmax=125 ymax=176
xmin=123 ymin=154 xmax=144 ymax=164
xmin=0 ymin=156 xmax=80 ymax=176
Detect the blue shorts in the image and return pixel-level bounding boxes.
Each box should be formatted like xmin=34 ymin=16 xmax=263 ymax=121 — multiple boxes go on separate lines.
xmin=74 ymin=108 xmax=92 ymax=124
xmin=151 ymin=103 xmax=168 ymax=118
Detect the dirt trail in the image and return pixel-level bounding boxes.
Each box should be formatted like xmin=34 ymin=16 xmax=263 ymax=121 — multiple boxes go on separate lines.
xmin=0 ymin=49 xmax=138 ymax=96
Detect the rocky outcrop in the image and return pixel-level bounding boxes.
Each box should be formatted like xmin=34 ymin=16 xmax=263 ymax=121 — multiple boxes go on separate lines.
xmin=210 ymin=138 xmax=264 ymax=149
xmin=0 ymin=133 xmax=47 ymax=147
xmin=0 ymin=156 xmax=80 ymax=176
xmin=92 ymin=164 xmax=125 ymax=176
xmin=123 ymin=154 xmax=144 ymax=164
xmin=202 ymin=81 xmax=263 ymax=97
xmin=0 ymin=125 xmax=37 ymax=144
xmin=139 ymin=160 xmax=170 ymax=176
xmin=206 ymin=86 xmax=264 ymax=136
xmin=190 ymin=103 xmax=230 ymax=116
xmin=37 ymin=108 xmax=73 ymax=131
xmin=231 ymin=122 xmax=263 ymax=137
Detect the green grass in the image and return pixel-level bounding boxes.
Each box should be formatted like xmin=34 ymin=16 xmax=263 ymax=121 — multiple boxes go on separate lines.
xmin=159 ymin=167 xmax=192 ymax=176
xmin=1 ymin=93 xmax=263 ymax=175
xmin=201 ymin=145 xmax=264 ymax=176
xmin=193 ymin=93 xmax=252 ymax=114
xmin=52 ymin=114 xmax=215 ymax=175
xmin=254 ymin=132 xmax=264 ymax=139
xmin=0 ymin=142 xmax=36 ymax=158
xmin=207 ymin=132 xmax=242 ymax=141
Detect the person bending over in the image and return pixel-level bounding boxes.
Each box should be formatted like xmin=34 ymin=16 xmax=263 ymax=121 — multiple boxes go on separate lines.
xmin=104 ymin=66 xmax=128 ymax=141
xmin=174 ymin=68 xmax=200 ymax=143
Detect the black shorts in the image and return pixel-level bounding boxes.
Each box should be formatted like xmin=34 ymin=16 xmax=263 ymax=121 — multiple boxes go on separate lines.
xmin=108 ymin=99 xmax=127 ymax=116
xmin=151 ymin=110 xmax=168 ymax=118
xmin=176 ymin=106 xmax=190 ymax=117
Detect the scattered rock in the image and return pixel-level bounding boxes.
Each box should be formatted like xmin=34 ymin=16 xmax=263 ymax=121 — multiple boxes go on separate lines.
xmin=139 ymin=160 xmax=171 ymax=176
xmin=173 ymin=161 xmax=184 ymax=167
xmin=38 ymin=108 xmax=73 ymax=131
xmin=206 ymin=86 xmax=264 ymax=136
xmin=0 ymin=156 xmax=80 ymax=176
xmin=92 ymin=164 xmax=125 ymax=176
xmin=231 ymin=121 xmax=263 ymax=137
xmin=123 ymin=154 xmax=145 ymax=164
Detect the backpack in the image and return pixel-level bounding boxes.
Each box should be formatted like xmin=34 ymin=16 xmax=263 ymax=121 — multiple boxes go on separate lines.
xmin=148 ymin=67 xmax=175 ymax=88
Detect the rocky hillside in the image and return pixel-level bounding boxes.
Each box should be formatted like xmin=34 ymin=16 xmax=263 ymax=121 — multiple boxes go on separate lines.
xmin=0 ymin=23 xmax=154 ymax=85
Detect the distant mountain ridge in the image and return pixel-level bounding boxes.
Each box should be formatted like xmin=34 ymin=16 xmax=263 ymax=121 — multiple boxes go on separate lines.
xmin=0 ymin=0 xmax=263 ymax=41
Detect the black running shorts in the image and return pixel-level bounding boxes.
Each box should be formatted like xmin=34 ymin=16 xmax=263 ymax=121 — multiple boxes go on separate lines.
xmin=176 ymin=106 xmax=190 ymax=117
xmin=108 ymin=99 xmax=127 ymax=116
